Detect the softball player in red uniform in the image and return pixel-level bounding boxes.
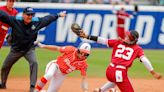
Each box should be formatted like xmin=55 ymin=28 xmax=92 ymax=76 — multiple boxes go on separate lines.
xmin=78 ymin=30 xmax=162 ymax=92
xmin=112 ymin=8 xmax=133 ymax=39
xmin=34 ymin=42 xmax=91 ymax=92
xmin=0 ymin=0 xmax=18 ymax=48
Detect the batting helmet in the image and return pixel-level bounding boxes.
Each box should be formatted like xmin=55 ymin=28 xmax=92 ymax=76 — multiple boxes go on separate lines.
xmin=78 ymin=43 xmax=91 ymax=54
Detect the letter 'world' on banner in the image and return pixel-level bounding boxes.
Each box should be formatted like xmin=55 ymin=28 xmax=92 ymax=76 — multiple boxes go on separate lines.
xmin=1 ymin=2 xmax=164 ymax=49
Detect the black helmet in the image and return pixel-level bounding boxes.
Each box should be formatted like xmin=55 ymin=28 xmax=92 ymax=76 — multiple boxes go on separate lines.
xmin=131 ymin=30 xmax=139 ymax=41
xmin=124 ymin=30 xmax=139 ymax=45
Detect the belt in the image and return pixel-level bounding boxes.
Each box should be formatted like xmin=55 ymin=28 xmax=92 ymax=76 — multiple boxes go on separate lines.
xmin=1 ymin=25 xmax=8 ymax=30
xmin=110 ymin=63 xmax=126 ymax=69
xmin=117 ymin=24 xmax=124 ymax=27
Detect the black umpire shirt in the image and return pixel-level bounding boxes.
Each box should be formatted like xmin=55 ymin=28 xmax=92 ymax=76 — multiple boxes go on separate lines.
xmin=0 ymin=10 xmax=59 ymax=53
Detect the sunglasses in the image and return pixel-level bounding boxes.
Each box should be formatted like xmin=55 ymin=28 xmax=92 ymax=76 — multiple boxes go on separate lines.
xmin=26 ymin=13 xmax=34 ymax=16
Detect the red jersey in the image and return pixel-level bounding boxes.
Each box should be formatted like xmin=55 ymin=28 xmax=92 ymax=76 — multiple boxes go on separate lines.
xmin=108 ymin=39 xmax=144 ymax=68
xmin=0 ymin=6 xmax=18 ymax=48
xmin=56 ymin=46 xmax=88 ymax=76
xmin=116 ymin=10 xmax=131 ymax=25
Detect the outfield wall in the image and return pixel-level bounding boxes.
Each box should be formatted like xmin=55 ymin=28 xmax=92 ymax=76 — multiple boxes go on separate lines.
xmin=1 ymin=2 xmax=164 ymax=49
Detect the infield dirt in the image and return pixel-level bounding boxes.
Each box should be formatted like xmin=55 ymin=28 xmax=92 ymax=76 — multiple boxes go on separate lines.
xmin=0 ymin=77 xmax=163 ymax=92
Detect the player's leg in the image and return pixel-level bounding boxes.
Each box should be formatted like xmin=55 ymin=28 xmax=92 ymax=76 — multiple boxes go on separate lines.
xmin=24 ymin=48 xmax=38 ymax=92
xmin=0 ymin=49 xmax=23 ymax=88
xmin=47 ymin=69 xmax=66 ymax=92
xmin=35 ymin=60 xmax=59 ymax=91
xmin=101 ymin=82 xmax=116 ymax=90
xmin=116 ymin=80 xmax=134 ymax=92
xmin=94 ymin=66 xmax=117 ymax=92
xmin=94 ymin=82 xmax=116 ymax=92
xmin=101 ymin=82 xmax=116 ymax=92
xmin=115 ymin=69 xmax=134 ymax=92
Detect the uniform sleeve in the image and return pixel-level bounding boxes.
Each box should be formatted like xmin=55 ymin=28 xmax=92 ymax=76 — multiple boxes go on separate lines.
xmin=137 ymin=47 xmax=145 ymax=58
xmin=38 ymin=14 xmax=59 ymax=29
xmin=59 ymin=46 xmax=75 ymax=53
xmin=107 ymin=39 xmax=118 ymax=47
xmin=80 ymin=63 xmax=88 ymax=76
xmin=125 ymin=13 xmax=131 ymax=17
xmin=0 ymin=10 xmax=13 ymax=26
xmin=14 ymin=9 xmax=18 ymax=16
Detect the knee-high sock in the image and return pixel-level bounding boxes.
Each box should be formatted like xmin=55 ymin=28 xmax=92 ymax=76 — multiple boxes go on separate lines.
xmin=35 ymin=76 xmax=48 ymax=91
xmin=100 ymin=82 xmax=116 ymax=92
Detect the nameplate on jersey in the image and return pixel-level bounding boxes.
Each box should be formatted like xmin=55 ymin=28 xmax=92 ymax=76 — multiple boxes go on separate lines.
xmin=1 ymin=25 xmax=8 ymax=30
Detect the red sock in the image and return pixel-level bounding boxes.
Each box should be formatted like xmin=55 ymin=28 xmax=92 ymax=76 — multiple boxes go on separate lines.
xmin=35 ymin=76 xmax=48 ymax=91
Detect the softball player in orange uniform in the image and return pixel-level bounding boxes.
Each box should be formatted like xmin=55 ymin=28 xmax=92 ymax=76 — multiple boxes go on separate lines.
xmin=34 ymin=42 xmax=91 ymax=92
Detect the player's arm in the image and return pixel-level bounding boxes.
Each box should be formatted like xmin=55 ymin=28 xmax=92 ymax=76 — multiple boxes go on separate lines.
xmin=129 ymin=14 xmax=134 ymax=19
xmin=38 ymin=11 xmax=66 ymax=28
xmin=34 ymin=41 xmax=60 ymax=52
xmin=140 ymin=56 xmax=162 ymax=79
xmin=80 ymin=65 xmax=88 ymax=92
xmin=79 ymin=31 xmax=108 ymax=46
xmin=123 ymin=12 xmax=134 ymax=19
xmin=132 ymin=5 xmax=138 ymax=16
xmin=81 ymin=76 xmax=88 ymax=92
xmin=0 ymin=10 xmax=13 ymax=26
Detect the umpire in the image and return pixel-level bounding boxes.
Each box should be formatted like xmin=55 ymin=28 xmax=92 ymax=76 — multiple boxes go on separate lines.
xmin=0 ymin=7 xmax=66 ymax=92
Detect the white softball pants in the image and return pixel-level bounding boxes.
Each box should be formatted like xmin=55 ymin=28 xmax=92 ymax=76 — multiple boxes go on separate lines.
xmin=44 ymin=60 xmax=66 ymax=92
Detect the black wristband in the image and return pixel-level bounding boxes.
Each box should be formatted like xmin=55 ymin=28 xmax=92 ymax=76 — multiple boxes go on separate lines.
xmin=87 ymin=35 xmax=98 ymax=41
xmin=87 ymin=35 xmax=90 ymax=39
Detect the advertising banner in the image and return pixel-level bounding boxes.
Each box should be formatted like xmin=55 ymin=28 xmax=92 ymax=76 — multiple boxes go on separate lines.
xmin=1 ymin=3 xmax=164 ymax=49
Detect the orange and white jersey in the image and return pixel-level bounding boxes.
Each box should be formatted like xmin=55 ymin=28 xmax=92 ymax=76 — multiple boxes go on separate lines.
xmin=56 ymin=46 xmax=88 ymax=76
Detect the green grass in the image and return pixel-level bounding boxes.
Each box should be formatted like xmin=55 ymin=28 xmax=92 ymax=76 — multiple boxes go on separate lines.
xmin=0 ymin=47 xmax=163 ymax=78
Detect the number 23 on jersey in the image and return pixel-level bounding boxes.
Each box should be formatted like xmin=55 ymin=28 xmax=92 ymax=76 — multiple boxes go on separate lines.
xmin=114 ymin=44 xmax=134 ymax=60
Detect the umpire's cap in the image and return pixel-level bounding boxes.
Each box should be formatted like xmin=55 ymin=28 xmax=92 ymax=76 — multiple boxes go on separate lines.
xmin=78 ymin=43 xmax=91 ymax=54
xmin=23 ymin=7 xmax=35 ymax=15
